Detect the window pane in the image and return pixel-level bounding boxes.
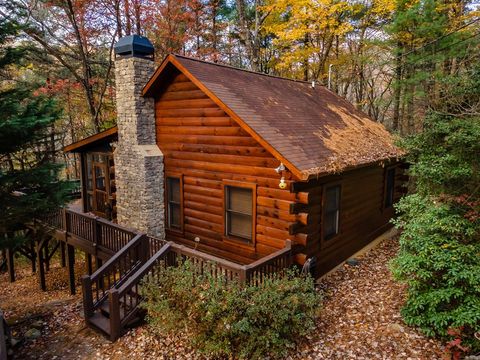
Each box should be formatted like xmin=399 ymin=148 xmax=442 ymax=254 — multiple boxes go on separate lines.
xmin=228 ymin=187 xmax=252 ymax=214
xmin=325 ymin=186 xmax=340 ymax=211
xmin=228 ymin=213 xmax=252 ymax=240
xmin=324 ymin=211 xmax=338 ymax=238
xmin=93 ymin=154 xmax=107 ymax=163
xmin=168 ymin=178 xmax=180 ymax=203
xmin=324 ymin=185 xmax=340 ymax=239
xmin=86 ymin=155 xmax=93 ymax=191
xmin=169 ymin=203 xmax=181 ymax=228
xmin=95 ymin=166 xmax=106 ymax=190
xmin=385 ymin=168 xmax=395 ymax=208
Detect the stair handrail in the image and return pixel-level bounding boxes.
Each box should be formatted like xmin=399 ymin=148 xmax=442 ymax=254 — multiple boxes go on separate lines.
xmin=81 ymin=233 xmax=148 ymax=318
xmin=108 ymin=242 xmax=172 ymax=341
xmin=89 ymin=233 xmax=147 ymax=282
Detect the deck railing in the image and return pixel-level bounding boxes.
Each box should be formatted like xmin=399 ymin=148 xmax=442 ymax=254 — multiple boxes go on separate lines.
xmin=40 ymin=208 xmax=293 ymax=286
xmin=40 ymin=208 xmax=138 ymax=257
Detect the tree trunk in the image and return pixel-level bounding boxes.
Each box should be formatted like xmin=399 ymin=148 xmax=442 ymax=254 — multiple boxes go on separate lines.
xmin=392 ymin=43 xmax=403 ymax=132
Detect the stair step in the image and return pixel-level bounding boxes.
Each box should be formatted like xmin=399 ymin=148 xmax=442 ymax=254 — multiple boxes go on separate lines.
xmin=88 ymin=312 xmax=111 ymax=335
xmin=99 ymin=300 xmax=125 ymax=318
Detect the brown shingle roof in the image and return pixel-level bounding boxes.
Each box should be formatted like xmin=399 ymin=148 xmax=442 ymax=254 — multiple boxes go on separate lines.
xmin=144 ymin=55 xmax=403 ymax=180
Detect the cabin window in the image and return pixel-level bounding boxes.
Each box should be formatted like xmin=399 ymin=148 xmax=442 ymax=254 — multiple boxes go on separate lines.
xmin=384 ymin=167 xmax=396 ymax=208
xmin=166 ymin=176 xmax=182 ymax=230
xmin=225 ymin=186 xmax=254 ymax=242
xmin=323 ymin=185 xmax=341 ymax=240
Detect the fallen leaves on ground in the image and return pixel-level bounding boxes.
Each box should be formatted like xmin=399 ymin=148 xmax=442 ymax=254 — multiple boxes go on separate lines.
xmin=295 ymin=235 xmax=443 ymax=359
xmin=0 ymin=236 xmax=444 ymax=359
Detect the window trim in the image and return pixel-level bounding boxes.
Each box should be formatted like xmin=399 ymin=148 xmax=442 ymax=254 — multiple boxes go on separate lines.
xmin=321 ymin=183 xmax=341 ymax=242
xmin=383 ymin=166 xmax=396 ymax=210
xmin=222 ymin=179 xmax=256 ymax=248
xmin=165 ymin=173 xmax=184 ymax=234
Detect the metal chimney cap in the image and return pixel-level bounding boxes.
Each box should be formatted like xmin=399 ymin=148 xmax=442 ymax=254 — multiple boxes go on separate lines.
xmin=114 ymin=35 xmax=154 ymax=59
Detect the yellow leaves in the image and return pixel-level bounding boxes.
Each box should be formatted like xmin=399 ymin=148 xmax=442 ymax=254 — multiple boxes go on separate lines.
xmin=263 ymin=0 xmax=355 ymax=72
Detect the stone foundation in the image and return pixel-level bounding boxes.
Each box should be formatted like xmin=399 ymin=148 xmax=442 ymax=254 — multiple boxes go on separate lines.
xmin=114 ymin=56 xmax=165 ymax=238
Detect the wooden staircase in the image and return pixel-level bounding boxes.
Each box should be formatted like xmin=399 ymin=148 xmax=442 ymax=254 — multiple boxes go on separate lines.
xmin=81 ymin=234 xmax=172 ymax=340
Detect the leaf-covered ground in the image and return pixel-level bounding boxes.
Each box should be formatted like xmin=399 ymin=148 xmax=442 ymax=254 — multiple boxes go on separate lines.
xmin=0 ymin=235 xmax=444 ymax=359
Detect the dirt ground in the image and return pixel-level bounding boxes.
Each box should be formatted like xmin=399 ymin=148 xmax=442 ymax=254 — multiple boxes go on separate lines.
xmin=0 ymin=236 xmax=444 ymax=359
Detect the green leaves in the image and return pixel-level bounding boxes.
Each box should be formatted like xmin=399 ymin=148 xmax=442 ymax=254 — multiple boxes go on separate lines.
xmin=391 ymin=73 xmax=480 ymax=351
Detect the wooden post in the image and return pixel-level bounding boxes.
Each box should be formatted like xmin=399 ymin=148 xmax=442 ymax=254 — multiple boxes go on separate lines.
xmin=0 ymin=249 xmax=6 ymax=272
xmin=109 ymin=289 xmax=121 ymax=341
xmin=37 ymin=241 xmax=46 ymax=291
xmin=67 ymin=244 xmax=76 ymax=295
xmin=96 ymin=257 xmax=103 ymax=290
xmin=81 ymin=275 xmax=94 ymax=319
xmin=0 ymin=311 xmax=7 ymax=360
xmin=86 ymin=253 xmax=93 ymax=275
xmin=44 ymin=239 xmax=50 ymax=272
xmin=139 ymin=235 xmax=149 ymax=264
xmin=60 ymin=242 xmax=66 ymax=268
xmin=30 ymin=239 xmax=36 ymax=273
xmin=6 ymin=248 xmax=14 ymax=283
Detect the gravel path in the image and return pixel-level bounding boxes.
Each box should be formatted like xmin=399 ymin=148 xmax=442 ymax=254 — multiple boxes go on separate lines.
xmin=0 ymin=235 xmax=444 ymax=359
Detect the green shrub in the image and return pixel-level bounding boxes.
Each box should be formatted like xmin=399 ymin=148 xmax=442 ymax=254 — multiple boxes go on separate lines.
xmin=391 ymin=108 xmax=480 ymax=352
xmin=391 ymin=194 xmax=480 ymax=341
xmin=141 ymin=261 xmax=320 ymax=359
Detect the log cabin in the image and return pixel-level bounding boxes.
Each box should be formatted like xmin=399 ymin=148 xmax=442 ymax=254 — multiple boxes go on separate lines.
xmin=65 ymin=35 xmax=405 ymax=277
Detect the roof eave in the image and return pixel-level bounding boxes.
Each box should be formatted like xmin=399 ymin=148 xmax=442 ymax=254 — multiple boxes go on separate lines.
xmin=63 ymin=126 xmax=118 ymax=153
xmin=301 ymin=154 xmax=405 ymax=182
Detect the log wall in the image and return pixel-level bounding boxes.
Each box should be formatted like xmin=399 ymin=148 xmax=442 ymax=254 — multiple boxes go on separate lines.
xmin=155 ymin=71 xmax=306 ymax=264
xmin=292 ymin=163 xmax=406 ymax=276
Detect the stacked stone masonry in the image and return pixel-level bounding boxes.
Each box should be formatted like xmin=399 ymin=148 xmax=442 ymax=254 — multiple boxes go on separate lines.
xmin=114 ymin=56 xmax=165 ymax=238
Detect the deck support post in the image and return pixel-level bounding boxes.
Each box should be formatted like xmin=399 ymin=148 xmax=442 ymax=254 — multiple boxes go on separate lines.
xmin=60 ymin=242 xmax=66 ymax=268
xmin=6 ymin=248 xmax=15 ymax=283
xmin=67 ymin=244 xmax=76 ymax=295
xmin=86 ymin=253 xmax=93 ymax=275
xmin=30 ymin=239 xmax=36 ymax=273
xmin=44 ymin=239 xmax=50 ymax=272
xmin=37 ymin=241 xmax=46 ymax=291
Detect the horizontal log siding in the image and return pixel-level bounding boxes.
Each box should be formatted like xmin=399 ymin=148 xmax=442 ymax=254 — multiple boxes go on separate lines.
xmin=299 ymin=163 xmax=406 ymax=276
xmin=156 ymin=72 xmax=301 ymax=264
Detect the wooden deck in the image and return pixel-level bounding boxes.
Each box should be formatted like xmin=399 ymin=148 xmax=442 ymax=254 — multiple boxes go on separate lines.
xmin=39 ymin=207 xmax=293 ymax=341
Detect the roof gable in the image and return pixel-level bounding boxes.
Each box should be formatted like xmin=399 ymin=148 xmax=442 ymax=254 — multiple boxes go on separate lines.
xmin=144 ymin=55 xmax=402 ymax=180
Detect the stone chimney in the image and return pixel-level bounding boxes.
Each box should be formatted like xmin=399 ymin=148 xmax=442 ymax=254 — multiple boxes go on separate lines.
xmin=113 ymin=35 xmax=165 ymax=238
